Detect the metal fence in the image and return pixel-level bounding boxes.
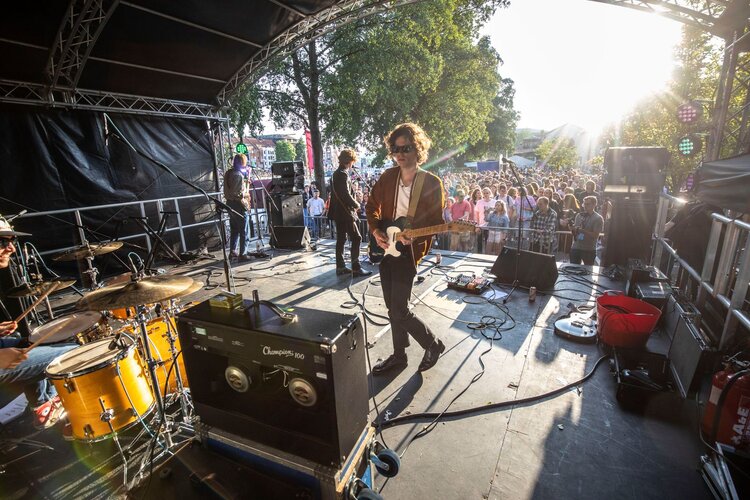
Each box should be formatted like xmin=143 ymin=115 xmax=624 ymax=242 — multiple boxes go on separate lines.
xmin=652 ymin=193 xmax=750 ymax=350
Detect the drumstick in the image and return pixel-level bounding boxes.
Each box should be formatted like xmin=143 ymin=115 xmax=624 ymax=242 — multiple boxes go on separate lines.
xmin=15 ymin=283 xmax=63 ymax=351
xmin=14 ymin=282 xmax=61 ymax=324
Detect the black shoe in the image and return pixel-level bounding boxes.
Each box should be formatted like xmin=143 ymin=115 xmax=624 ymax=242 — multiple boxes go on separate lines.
xmin=418 ymin=339 xmax=445 ymax=372
xmin=352 ymin=267 xmax=372 ymax=277
xmin=372 ymin=354 xmax=408 ymax=375
xmin=336 ymin=266 xmax=352 ymax=275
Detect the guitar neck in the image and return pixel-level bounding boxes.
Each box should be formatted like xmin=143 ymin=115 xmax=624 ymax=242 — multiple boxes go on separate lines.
xmin=402 ymin=223 xmax=450 ymax=239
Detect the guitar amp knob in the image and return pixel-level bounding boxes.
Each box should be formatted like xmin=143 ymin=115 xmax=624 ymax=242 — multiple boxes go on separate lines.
xmin=225 ymin=365 xmax=251 ymax=393
xmin=288 ymin=377 xmax=317 ymax=407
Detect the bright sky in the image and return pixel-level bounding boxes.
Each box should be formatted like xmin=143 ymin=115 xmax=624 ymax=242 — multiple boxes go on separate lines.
xmin=483 ymin=0 xmax=684 ymax=133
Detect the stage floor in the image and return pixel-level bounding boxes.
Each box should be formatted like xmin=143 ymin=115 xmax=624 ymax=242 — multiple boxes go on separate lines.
xmin=0 ymin=240 xmax=710 ymax=499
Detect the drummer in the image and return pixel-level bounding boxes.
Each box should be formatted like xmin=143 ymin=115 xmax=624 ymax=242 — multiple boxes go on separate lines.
xmin=0 ymin=216 xmax=76 ymax=430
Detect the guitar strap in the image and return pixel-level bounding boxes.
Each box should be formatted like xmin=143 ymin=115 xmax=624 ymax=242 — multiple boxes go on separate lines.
xmin=406 ymin=169 xmax=426 ymax=223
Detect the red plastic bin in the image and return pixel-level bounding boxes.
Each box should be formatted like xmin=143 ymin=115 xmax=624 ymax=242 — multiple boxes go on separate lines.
xmin=596 ymin=290 xmax=662 ymax=348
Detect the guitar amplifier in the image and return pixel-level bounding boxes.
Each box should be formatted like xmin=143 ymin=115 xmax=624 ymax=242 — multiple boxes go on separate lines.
xmin=176 ymin=298 xmax=368 ymax=468
xmin=665 ymin=294 xmax=717 ymax=398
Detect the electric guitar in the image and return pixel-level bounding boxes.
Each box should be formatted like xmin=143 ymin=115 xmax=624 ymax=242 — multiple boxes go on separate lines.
xmin=368 ymin=217 xmax=475 ymax=263
xmin=553 ymin=304 xmax=597 ymax=343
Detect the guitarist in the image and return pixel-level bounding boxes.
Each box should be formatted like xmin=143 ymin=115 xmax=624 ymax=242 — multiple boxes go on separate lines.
xmin=365 ymin=123 xmax=445 ymax=374
xmin=328 ymin=149 xmax=372 ymax=277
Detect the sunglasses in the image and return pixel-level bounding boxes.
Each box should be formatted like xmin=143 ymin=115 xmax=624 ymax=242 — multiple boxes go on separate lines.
xmin=0 ymin=238 xmax=17 ymax=249
xmin=390 ymin=144 xmax=415 ymax=154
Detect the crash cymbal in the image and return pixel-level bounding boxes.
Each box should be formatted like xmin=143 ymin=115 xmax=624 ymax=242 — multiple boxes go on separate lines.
xmin=160 ymin=279 xmax=203 ymax=303
xmin=53 ymin=242 xmax=124 ymax=262
xmin=76 ymin=275 xmax=197 ymax=311
xmin=7 ymin=279 xmax=76 ymax=298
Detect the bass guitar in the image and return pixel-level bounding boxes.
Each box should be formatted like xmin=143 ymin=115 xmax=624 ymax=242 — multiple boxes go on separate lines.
xmin=368 ymin=217 xmax=475 ymax=263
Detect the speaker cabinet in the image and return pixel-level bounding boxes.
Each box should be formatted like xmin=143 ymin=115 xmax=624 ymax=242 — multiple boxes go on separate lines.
xmin=269 ymin=193 xmax=304 ymax=226
xmin=176 ymin=301 xmax=368 ymax=468
xmin=602 ymin=198 xmax=657 ymax=267
xmin=270 ymin=226 xmax=310 ymax=249
xmin=271 ymin=161 xmax=304 ymax=177
xmin=604 ymin=147 xmax=668 ymax=195
xmin=490 ymin=247 xmax=559 ymax=290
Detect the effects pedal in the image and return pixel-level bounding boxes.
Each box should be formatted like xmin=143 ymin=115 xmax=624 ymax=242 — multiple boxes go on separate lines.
xmin=446 ymin=274 xmax=491 ymax=295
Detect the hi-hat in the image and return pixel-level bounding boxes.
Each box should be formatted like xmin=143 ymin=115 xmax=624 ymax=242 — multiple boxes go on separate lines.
xmin=7 ymin=279 xmax=76 ymax=298
xmin=76 ymin=275 xmax=197 ymax=311
xmin=53 ymin=242 xmax=123 ymax=262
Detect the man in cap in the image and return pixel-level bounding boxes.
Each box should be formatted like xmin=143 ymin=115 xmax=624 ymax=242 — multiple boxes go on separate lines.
xmin=0 ymin=216 xmax=76 ymax=429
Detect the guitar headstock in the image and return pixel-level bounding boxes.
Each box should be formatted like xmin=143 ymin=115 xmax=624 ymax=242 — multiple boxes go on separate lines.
xmin=446 ymin=220 xmax=476 ymax=232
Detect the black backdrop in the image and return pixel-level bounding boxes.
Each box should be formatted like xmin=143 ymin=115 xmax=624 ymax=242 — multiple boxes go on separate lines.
xmin=0 ymin=105 xmax=218 ymax=274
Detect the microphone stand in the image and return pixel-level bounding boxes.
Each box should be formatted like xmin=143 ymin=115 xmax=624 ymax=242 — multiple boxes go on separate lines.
xmin=103 ymin=114 xmax=237 ymax=291
xmin=502 ymin=158 xmax=535 ymax=304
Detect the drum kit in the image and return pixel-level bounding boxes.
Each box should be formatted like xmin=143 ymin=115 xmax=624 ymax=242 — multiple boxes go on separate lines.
xmin=27 ymin=271 xmax=201 ymax=488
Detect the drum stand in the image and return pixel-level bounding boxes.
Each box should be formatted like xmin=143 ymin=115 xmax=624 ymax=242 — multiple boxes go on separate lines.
xmin=162 ymin=300 xmax=193 ymax=425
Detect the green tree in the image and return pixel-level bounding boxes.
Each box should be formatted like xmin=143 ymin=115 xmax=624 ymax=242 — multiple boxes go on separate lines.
xmin=240 ymin=0 xmax=510 ymax=192
xmin=535 ymin=139 xmax=578 ymax=170
xmin=324 ymin=1 xmax=509 ymax=169
xmin=275 ymin=140 xmax=295 ymax=162
xmin=227 ymin=83 xmax=263 ymax=141
xmin=295 ymin=139 xmax=307 ymax=162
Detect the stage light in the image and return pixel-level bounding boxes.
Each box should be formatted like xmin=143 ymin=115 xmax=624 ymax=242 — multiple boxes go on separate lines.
xmin=676 ymin=101 xmax=702 ymax=124
xmin=677 ymin=135 xmax=702 ymax=157
xmin=235 ymin=143 xmax=248 ymax=155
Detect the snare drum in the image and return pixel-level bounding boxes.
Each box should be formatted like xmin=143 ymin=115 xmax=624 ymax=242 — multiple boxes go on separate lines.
xmin=29 ymin=311 xmax=108 ymax=345
xmin=45 ymin=338 xmax=154 ymax=441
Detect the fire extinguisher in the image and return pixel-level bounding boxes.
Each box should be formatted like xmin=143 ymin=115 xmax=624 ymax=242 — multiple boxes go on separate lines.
xmin=701 ymin=361 xmax=750 ymax=449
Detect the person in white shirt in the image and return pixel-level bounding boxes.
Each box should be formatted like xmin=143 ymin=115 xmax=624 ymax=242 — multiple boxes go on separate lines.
xmin=306 ymin=189 xmax=325 ymax=239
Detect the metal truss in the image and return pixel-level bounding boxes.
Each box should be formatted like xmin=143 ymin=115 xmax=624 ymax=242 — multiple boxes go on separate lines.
xmin=590 ymin=1 xmax=732 ymax=36
xmin=217 ymin=0 xmax=420 ymax=104
xmin=46 ymin=0 xmax=120 ymax=89
xmin=0 ymin=79 xmax=225 ymax=120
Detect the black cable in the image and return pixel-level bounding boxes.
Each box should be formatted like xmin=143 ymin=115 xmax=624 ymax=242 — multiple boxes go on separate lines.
xmin=376 ymin=354 xmax=610 ymax=429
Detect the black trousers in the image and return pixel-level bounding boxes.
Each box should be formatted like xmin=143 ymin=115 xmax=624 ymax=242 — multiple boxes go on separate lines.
xmin=335 ymin=217 xmax=361 ymax=268
xmin=379 ymin=253 xmax=436 ymax=358
xmin=227 ymin=200 xmax=247 ymax=255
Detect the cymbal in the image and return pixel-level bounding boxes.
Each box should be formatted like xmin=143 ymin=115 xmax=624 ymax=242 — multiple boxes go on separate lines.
xmin=160 ymin=280 xmax=203 ymax=303
xmin=7 ymin=279 xmax=76 ymax=298
xmin=53 ymin=242 xmax=124 ymax=262
xmin=76 ymin=275 xmax=197 ymax=311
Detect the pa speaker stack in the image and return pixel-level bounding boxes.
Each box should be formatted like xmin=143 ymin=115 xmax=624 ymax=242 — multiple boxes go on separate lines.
xmin=269 ymin=160 xmax=307 ymax=249
xmin=602 ymin=147 xmax=669 ymax=267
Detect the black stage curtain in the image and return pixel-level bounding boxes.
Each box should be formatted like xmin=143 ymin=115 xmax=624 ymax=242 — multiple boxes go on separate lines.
xmin=694 ymin=153 xmax=750 ymax=214
xmin=0 ymin=105 xmax=217 ymax=275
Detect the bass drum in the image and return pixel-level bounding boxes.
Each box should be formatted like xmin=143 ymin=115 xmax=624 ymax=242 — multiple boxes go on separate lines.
xmin=45 ymin=338 xmax=154 ymax=441
xmin=122 ymin=316 xmax=189 ymax=394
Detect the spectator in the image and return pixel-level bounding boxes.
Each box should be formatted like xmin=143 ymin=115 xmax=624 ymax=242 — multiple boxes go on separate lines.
xmin=530 ymin=196 xmax=557 ymax=254
xmin=485 ymin=200 xmax=509 ymax=255
xmin=306 ymin=189 xmax=325 ymax=239
xmin=569 ymin=196 xmax=604 ymax=265
xmin=450 ymin=189 xmax=472 ymax=251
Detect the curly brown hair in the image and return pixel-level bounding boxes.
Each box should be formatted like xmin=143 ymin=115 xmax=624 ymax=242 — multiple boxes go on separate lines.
xmin=384 ymin=122 xmax=431 ymax=166
xmin=338 ymin=148 xmax=357 ymax=167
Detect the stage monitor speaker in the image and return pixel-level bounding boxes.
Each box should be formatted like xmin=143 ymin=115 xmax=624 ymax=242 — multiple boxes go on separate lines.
xmin=270 ymin=226 xmax=310 ymax=249
xmin=602 ymin=198 xmax=657 ymax=267
xmin=269 ymin=193 xmax=304 ymax=226
xmin=604 ymin=147 xmax=668 ymax=195
xmin=490 ymin=247 xmax=558 ymax=290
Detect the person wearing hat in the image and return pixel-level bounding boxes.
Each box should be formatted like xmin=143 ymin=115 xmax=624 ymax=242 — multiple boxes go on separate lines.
xmin=0 ymin=217 xmax=76 ymax=430
xmin=224 ymin=153 xmax=251 ymax=261
xmin=328 ymin=149 xmax=372 ymax=277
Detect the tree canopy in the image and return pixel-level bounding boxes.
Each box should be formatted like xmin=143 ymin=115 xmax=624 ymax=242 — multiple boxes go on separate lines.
xmin=275 ymin=140 xmax=296 ymax=162
xmin=227 ymin=0 xmax=515 ymax=190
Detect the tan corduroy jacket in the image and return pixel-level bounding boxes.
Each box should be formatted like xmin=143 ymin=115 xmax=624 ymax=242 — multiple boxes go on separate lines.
xmin=365 ymin=166 xmax=445 ymax=265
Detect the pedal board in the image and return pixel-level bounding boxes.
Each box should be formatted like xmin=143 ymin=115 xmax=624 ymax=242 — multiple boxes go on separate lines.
xmin=446 ymin=274 xmax=491 ymax=295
